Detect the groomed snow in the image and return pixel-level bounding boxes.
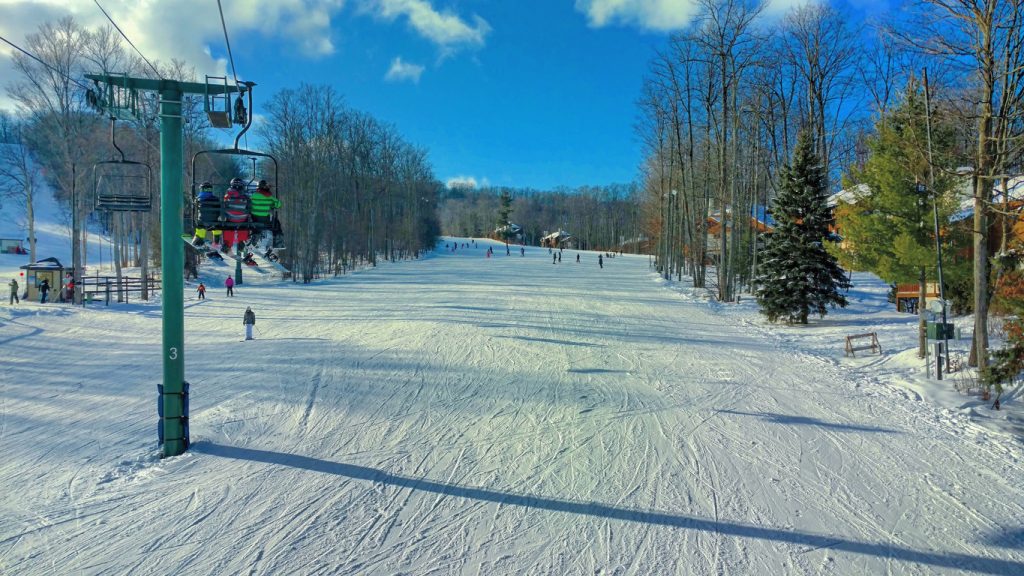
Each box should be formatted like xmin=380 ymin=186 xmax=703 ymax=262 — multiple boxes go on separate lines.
xmin=2 ymin=230 xmax=1023 ymax=575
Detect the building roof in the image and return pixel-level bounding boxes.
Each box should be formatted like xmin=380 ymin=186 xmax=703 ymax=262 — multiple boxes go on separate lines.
xmin=951 ymin=174 xmax=1024 ymax=222
xmin=20 ymin=257 xmax=64 ymax=270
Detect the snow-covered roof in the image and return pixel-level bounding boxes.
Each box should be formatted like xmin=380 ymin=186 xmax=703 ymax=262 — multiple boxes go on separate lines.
xmin=20 ymin=257 xmax=64 ymax=270
xmin=951 ymin=174 xmax=1024 ymax=222
xmin=541 ymin=230 xmax=571 ymax=241
xmin=708 ymin=205 xmax=776 ymax=229
xmin=495 ymin=223 xmax=522 ymax=234
xmin=828 ymin=184 xmax=870 ymax=207
xmin=830 ymin=175 xmax=1023 ymax=223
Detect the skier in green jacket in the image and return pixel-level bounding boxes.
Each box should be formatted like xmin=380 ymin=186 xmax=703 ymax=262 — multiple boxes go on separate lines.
xmin=250 ymin=180 xmax=284 ymax=248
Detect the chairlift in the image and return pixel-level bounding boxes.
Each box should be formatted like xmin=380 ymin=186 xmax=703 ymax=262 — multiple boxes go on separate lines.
xmin=94 ymin=116 xmax=153 ymax=212
xmin=204 ymin=75 xmax=233 ymax=129
xmin=190 ymin=81 xmax=280 ymax=240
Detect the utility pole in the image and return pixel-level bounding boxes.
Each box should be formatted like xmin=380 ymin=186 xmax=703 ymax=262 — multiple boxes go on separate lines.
xmin=923 ymin=69 xmax=950 ymax=371
xmin=72 ymin=163 xmax=81 ymax=305
xmin=86 ymin=74 xmax=238 ymax=458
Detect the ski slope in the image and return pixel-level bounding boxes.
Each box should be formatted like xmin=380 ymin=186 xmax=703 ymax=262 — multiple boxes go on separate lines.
xmin=2 ymin=240 xmax=1023 ymax=575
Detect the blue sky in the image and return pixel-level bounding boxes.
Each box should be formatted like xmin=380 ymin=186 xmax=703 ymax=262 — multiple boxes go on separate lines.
xmin=1 ymin=1 xmax=891 ymax=190
xmin=239 ymin=2 xmax=667 ymax=190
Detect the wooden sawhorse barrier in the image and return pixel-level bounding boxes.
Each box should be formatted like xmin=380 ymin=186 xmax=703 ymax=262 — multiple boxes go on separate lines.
xmin=845 ymin=332 xmax=881 ymax=357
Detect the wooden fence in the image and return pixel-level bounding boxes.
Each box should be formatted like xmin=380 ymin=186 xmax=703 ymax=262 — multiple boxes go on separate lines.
xmin=80 ymin=274 xmax=161 ymax=305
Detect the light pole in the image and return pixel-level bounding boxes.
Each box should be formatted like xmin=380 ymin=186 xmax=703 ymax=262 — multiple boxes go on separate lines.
xmin=921 ymin=68 xmax=950 ymax=374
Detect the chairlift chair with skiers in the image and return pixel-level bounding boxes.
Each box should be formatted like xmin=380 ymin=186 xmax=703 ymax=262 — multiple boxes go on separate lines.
xmin=189 ymin=80 xmax=283 ymax=248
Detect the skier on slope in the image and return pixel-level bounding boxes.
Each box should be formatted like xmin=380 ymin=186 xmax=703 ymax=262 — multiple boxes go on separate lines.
xmin=243 ymin=306 xmax=256 ymax=340
xmin=196 ymin=282 xmax=206 ymax=300
xmin=225 ymin=275 xmax=235 ymax=297
xmin=8 ymin=278 xmax=19 ymax=304
xmin=598 ymin=254 xmax=603 ymax=269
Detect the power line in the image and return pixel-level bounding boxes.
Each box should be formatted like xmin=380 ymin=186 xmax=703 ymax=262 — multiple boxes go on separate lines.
xmin=0 ymin=34 xmax=92 ymax=92
xmin=217 ymin=0 xmax=241 ymax=86
xmin=93 ymin=0 xmax=161 ymax=78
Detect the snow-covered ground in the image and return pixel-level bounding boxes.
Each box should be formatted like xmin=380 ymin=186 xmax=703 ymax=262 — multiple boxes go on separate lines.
xmin=2 ymin=190 xmax=1023 ymax=575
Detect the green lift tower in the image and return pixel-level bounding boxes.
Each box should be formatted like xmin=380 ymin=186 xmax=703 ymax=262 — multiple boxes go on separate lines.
xmin=86 ymin=74 xmax=242 ymax=457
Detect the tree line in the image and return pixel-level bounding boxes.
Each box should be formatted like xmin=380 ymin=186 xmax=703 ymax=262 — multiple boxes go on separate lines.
xmin=635 ymin=0 xmax=1023 ymax=383
xmin=257 ymin=84 xmax=441 ymax=282
xmin=440 ymin=183 xmax=642 ymax=252
xmin=1 ymin=17 xmax=441 ymax=291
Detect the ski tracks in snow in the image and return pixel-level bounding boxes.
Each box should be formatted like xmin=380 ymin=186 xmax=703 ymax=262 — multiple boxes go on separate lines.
xmin=3 ymin=244 xmax=1024 ymax=574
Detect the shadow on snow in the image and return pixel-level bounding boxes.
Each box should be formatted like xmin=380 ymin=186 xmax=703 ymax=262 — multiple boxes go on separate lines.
xmin=716 ymin=409 xmax=902 ymax=434
xmin=194 ymin=441 xmax=1021 ymax=575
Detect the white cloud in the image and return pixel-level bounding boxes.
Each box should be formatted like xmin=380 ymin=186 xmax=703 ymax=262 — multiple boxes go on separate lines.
xmin=574 ymin=0 xmax=816 ymax=31
xmin=574 ymin=0 xmax=700 ymax=31
xmin=0 ymin=0 xmax=346 ymax=103
xmin=384 ymin=56 xmax=424 ymax=83
xmin=363 ymin=0 xmax=490 ymax=49
xmin=446 ymin=176 xmax=479 ymax=190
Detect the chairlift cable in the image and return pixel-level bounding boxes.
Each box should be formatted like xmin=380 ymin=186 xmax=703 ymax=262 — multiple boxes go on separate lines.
xmin=92 ymin=0 xmax=161 ymax=78
xmin=217 ymin=0 xmax=241 ymax=87
xmin=0 ymin=34 xmax=92 ymax=92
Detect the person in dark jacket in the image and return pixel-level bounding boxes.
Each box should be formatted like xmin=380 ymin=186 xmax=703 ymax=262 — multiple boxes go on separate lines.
xmin=39 ymin=278 xmax=50 ymax=303
xmin=8 ymin=278 xmax=19 ymax=304
xmin=243 ymin=306 xmax=256 ymax=340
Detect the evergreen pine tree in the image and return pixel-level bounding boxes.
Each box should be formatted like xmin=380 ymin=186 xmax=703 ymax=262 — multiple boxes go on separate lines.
xmin=756 ymin=131 xmax=851 ymax=324
xmin=830 ymin=83 xmax=968 ymax=356
xmin=984 ymin=248 xmax=1024 ymax=406
xmin=831 ymin=84 xmax=963 ymax=288
xmin=496 ymin=190 xmax=513 ymax=241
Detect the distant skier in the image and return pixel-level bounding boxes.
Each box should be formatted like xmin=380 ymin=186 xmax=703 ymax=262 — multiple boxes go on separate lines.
xmin=576 ymin=254 xmax=580 ymax=263
xmin=558 ymin=252 xmax=561 ymax=263
xmin=8 ymin=278 xmax=19 ymax=304
xmin=553 ymin=253 xmax=557 ymax=264
xmin=598 ymin=254 xmax=603 ymax=269
xmin=243 ymin=306 xmax=256 ymax=340
xmin=225 ymin=275 xmax=235 ymax=297
xmin=38 ymin=278 xmax=50 ymax=303
xmin=520 ymin=246 xmax=525 ymax=256
xmin=196 ymin=282 xmax=206 ymax=300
